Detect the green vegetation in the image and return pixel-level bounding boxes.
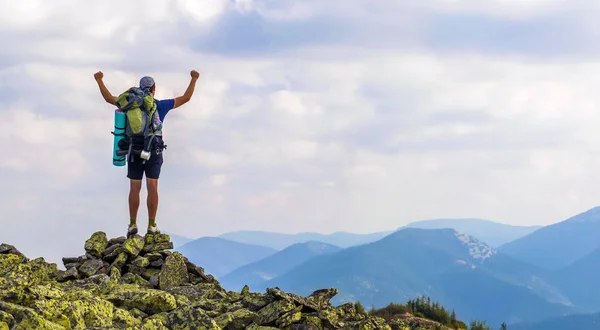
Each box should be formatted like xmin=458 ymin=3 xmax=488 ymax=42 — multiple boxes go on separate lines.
xmin=353 ymin=296 xmax=506 ymax=330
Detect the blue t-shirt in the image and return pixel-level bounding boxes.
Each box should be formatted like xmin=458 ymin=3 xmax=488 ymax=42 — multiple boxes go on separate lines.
xmin=156 ymin=99 xmax=175 ymax=122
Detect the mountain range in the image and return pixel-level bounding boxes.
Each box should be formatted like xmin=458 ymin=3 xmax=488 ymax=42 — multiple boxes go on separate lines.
xmin=219 ymin=240 xmax=341 ymax=292
xmin=402 ymin=218 xmax=541 ymax=247
xmin=174 ymin=236 xmax=278 ymax=278
xmin=218 ymin=217 xmax=539 ymax=250
xmin=257 ymin=228 xmax=574 ymax=326
xmin=217 ymin=230 xmax=392 ymax=250
xmin=547 ymin=246 xmax=600 ymax=311
xmin=170 ymin=206 xmax=600 ymax=327
xmin=498 ymin=206 xmax=600 ymax=270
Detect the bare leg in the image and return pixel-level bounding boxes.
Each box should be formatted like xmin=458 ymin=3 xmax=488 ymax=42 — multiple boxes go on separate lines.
xmin=129 ymin=179 xmax=142 ymax=222
xmin=147 ymin=178 xmax=159 ymax=221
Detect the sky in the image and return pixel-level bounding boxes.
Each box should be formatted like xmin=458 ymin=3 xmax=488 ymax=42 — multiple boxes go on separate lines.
xmin=3 ymin=0 xmax=600 ymax=264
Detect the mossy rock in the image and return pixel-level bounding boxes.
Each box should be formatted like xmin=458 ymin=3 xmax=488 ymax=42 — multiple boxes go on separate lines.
xmin=145 ymin=234 xmax=171 ymax=245
xmin=165 ymin=305 xmax=220 ymax=330
xmin=105 ymin=285 xmax=177 ymax=314
xmin=0 ymin=254 xmax=22 ymax=274
xmin=215 ymin=307 xmax=257 ymax=329
xmin=0 ymin=232 xmax=454 ymax=330
xmin=0 ymin=311 xmax=14 ymax=328
xmin=123 ymin=236 xmax=145 ymax=257
xmin=112 ymin=306 xmax=142 ymax=327
xmin=84 ymin=231 xmax=108 ymax=257
xmin=158 ymin=252 xmax=189 ymax=290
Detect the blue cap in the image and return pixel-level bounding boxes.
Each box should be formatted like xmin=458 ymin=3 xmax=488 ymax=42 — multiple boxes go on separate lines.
xmin=139 ymin=76 xmax=155 ymax=89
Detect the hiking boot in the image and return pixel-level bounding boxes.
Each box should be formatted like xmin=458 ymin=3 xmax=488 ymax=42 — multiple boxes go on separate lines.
xmin=147 ymin=225 xmax=161 ymax=235
xmin=127 ymin=224 xmax=138 ymax=238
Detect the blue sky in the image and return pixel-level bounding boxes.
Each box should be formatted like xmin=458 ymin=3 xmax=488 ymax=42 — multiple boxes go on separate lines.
xmin=3 ymin=0 xmax=600 ymax=264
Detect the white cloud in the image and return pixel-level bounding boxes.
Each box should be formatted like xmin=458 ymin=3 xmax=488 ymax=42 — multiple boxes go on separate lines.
xmin=211 ymin=174 xmax=229 ymax=186
xmin=5 ymin=0 xmax=600 ymax=264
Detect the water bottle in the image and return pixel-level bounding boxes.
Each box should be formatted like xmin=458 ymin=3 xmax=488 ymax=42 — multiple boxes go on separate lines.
xmin=152 ymin=115 xmax=163 ymax=135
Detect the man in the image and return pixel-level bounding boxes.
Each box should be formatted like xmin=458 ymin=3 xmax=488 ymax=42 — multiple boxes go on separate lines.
xmin=94 ymin=70 xmax=200 ymax=237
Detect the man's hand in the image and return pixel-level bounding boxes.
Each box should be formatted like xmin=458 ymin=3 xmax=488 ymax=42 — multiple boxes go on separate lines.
xmin=174 ymin=70 xmax=200 ymax=109
xmin=94 ymin=71 xmax=116 ymax=106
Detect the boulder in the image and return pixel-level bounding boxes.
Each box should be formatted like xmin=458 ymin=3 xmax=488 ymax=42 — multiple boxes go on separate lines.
xmin=158 ymin=252 xmax=189 ymax=290
xmin=0 ymin=230 xmax=450 ymax=330
xmin=84 ymin=231 xmax=108 ymax=258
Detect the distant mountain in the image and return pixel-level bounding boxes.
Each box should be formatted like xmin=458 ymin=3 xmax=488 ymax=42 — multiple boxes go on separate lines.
xmin=174 ymin=237 xmax=277 ymax=278
xmin=218 ymin=230 xmax=392 ymax=250
xmin=402 ymin=218 xmax=541 ymax=247
xmin=219 ymin=241 xmax=342 ymax=292
xmin=498 ymin=206 xmax=600 ymax=270
xmin=549 ymin=247 xmax=600 ymax=311
xmin=165 ymin=233 xmax=193 ymax=248
xmin=509 ymin=312 xmax=600 ymax=330
xmin=261 ymin=228 xmax=575 ymax=326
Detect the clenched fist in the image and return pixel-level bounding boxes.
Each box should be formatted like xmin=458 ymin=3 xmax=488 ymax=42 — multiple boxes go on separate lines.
xmin=94 ymin=71 xmax=103 ymax=80
xmin=190 ymin=70 xmax=200 ymax=79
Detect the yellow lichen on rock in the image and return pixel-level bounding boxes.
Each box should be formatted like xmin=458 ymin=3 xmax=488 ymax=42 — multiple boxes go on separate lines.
xmin=1 ymin=230 xmax=452 ymax=330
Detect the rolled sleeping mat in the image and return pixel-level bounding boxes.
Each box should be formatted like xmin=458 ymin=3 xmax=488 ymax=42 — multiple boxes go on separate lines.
xmin=112 ymin=109 xmax=126 ymax=166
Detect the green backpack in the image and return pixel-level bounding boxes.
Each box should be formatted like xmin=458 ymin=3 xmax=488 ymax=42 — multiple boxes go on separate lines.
xmin=115 ymin=87 xmax=164 ymax=160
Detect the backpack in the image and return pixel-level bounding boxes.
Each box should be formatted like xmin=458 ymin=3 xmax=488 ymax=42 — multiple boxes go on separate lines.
xmin=114 ymin=87 xmax=166 ymax=161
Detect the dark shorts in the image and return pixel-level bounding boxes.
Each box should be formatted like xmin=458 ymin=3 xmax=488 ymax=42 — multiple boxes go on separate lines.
xmin=127 ymin=151 xmax=164 ymax=180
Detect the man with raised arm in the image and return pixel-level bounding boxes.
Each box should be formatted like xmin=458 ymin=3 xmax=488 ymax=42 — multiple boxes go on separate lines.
xmin=94 ymin=70 xmax=200 ymax=237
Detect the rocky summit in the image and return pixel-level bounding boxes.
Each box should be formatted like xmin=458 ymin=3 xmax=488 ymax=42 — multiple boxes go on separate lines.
xmin=0 ymin=231 xmax=449 ymax=330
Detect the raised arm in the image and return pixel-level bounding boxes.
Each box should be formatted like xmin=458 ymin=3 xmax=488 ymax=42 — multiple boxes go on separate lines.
xmin=94 ymin=71 xmax=117 ymax=106
xmin=173 ymin=70 xmax=200 ymax=109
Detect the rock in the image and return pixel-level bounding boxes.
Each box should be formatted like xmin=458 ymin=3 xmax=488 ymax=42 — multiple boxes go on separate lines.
xmin=56 ymin=267 xmax=78 ymax=282
xmin=107 ymin=236 xmax=127 ymax=246
xmin=242 ymin=292 xmax=273 ymax=312
xmin=141 ymin=318 xmax=169 ymax=329
xmin=109 ymin=252 xmax=128 ymax=273
xmin=0 ymin=232 xmax=456 ymax=330
xmin=242 ymin=285 xmax=250 ymax=295
xmin=123 ymin=236 xmax=145 ymax=257
xmin=185 ymin=260 xmax=210 ymax=282
xmin=143 ymin=242 xmax=174 ymax=253
xmin=145 ymin=234 xmax=171 ymax=245
xmin=105 ymin=286 xmax=177 ymax=314
xmin=295 ymin=315 xmax=322 ymax=329
xmin=78 ymin=259 xmax=105 ymax=277
xmin=158 ymin=252 xmax=189 ymax=290
xmin=84 ymin=231 xmax=108 ymax=257
xmin=308 ymin=288 xmax=339 ymax=306
xmin=165 ymin=305 xmax=220 ymax=330
xmin=275 ymin=305 xmax=303 ymax=328
xmin=132 ymin=256 xmax=149 ymax=268
xmin=255 ymin=299 xmax=296 ymax=326
xmin=61 ymin=256 xmax=83 ymax=265
xmin=166 ymin=285 xmax=215 ymax=304
xmin=0 ymin=244 xmax=15 ymax=254
xmin=141 ymin=268 xmax=161 ymax=281
xmin=64 ymin=262 xmax=79 ymax=270
xmin=150 ymin=259 xmax=164 ymax=268
xmin=102 ymin=244 xmax=121 ymax=258
xmin=146 ymin=252 xmax=163 ymax=262
xmin=149 ymin=275 xmax=159 ymax=288
xmin=103 ymin=246 xmax=125 ymax=261
xmin=0 ymin=254 xmax=22 ymax=274
xmin=215 ymin=308 xmax=257 ymax=329
xmin=0 ymin=311 xmax=14 ymax=328
xmin=112 ymin=306 xmax=141 ymax=327
xmin=120 ymin=273 xmax=151 ymax=288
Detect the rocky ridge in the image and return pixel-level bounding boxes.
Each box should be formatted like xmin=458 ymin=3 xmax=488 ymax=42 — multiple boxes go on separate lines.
xmin=0 ymin=231 xmax=451 ymax=329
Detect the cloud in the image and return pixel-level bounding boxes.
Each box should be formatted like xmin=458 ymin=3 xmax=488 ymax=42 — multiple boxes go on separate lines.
xmin=3 ymin=0 xmax=600 ymax=265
